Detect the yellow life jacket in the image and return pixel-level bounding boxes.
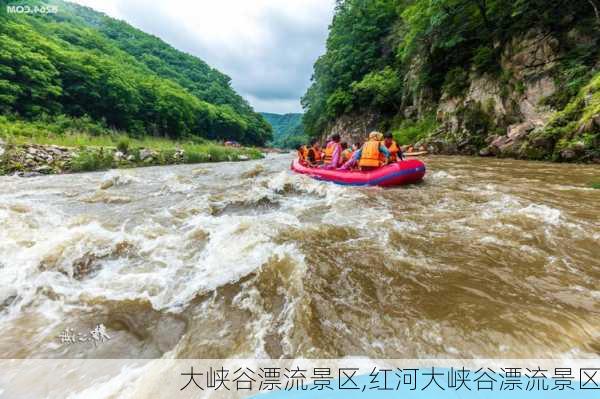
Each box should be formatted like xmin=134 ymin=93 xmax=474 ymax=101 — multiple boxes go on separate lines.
xmin=359 ymin=140 xmax=383 ymax=168
xmin=323 ymin=141 xmax=340 ymax=165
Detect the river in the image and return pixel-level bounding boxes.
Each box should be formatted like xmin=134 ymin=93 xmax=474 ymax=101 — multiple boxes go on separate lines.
xmin=0 ymin=154 xmax=599 ymax=362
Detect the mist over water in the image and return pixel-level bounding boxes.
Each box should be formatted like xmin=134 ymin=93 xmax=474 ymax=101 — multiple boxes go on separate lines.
xmin=0 ymin=154 xmax=599 ymax=361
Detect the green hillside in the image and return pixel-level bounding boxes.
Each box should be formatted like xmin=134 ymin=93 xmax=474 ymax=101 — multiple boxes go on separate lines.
xmin=0 ymin=0 xmax=272 ymax=145
xmin=302 ymin=0 xmax=600 ymax=161
xmin=260 ymin=112 xmax=307 ymax=148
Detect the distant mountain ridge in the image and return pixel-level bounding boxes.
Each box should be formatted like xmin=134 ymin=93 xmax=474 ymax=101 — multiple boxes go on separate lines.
xmin=260 ymin=112 xmax=307 ymax=148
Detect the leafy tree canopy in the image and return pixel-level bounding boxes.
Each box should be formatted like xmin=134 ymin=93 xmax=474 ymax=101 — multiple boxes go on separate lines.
xmin=302 ymin=0 xmax=600 ymax=137
xmin=0 ymin=0 xmax=272 ymax=145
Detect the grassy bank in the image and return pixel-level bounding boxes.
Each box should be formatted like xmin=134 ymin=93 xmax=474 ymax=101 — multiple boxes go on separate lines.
xmin=0 ymin=116 xmax=264 ymax=175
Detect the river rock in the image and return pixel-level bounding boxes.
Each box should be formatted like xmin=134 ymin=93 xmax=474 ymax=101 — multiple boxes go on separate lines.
xmin=18 ymin=171 xmax=43 ymax=178
xmin=113 ymin=151 xmax=125 ymax=161
xmin=238 ymin=155 xmax=249 ymax=161
xmin=560 ymin=149 xmax=577 ymax=160
xmin=48 ymin=145 xmax=64 ymax=156
xmin=100 ymin=180 xmax=114 ymax=190
xmin=507 ymin=122 xmax=534 ymax=140
xmin=33 ymin=165 xmax=53 ymax=174
xmin=479 ymin=147 xmax=493 ymax=157
xmin=139 ymin=149 xmax=154 ymax=161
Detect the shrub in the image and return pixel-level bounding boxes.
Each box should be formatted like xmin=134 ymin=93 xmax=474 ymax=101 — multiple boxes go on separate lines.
xmin=392 ymin=115 xmax=438 ymax=145
xmin=472 ymin=46 xmax=498 ymax=74
xmin=351 ymin=67 xmax=402 ymax=109
xmin=116 ymin=137 xmax=130 ymax=154
xmin=183 ymin=150 xmax=209 ymax=164
xmin=157 ymin=149 xmax=176 ymax=164
xmin=443 ymin=68 xmax=470 ymax=98
xmin=70 ymin=148 xmax=113 ymax=172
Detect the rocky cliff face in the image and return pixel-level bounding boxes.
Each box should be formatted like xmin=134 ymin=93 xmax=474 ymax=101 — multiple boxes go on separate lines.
xmin=327 ymin=112 xmax=382 ymax=145
xmin=326 ymin=31 xmax=599 ymax=162
xmin=424 ymin=33 xmax=558 ymax=158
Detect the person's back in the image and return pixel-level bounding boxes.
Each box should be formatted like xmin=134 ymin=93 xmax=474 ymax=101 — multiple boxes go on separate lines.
xmin=322 ymin=133 xmax=342 ymax=168
xmin=357 ymin=132 xmax=390 ymax=171
xmin=340 ymin=142 xmax=352 ymax=163
xmin=306 ymin=139 xmax=322 ymax=166
xmin=383 ymin=133 xmax=401 ymax=162
xmin=296 ymin=144 xmax=308 ymax=163
xmin=358 ymin=140 xmax=382 ymax=170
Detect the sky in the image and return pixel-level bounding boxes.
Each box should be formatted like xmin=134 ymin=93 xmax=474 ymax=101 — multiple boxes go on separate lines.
xmin=70 ymin=0 xmax=335 ymax=114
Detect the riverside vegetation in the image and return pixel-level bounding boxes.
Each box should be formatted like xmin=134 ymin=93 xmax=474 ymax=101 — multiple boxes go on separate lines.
xmin=302 ymin=0 xmax=600 ymax=162
xmin=0 ymin=116 xmax=262 ymax=176
xmin=0 ymin=0 xmax=270 ymax=175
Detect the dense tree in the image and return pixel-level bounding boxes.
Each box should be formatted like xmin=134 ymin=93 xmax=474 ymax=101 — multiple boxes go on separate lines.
xmin=0 ymin=0 xmax=272 ymax=145
xmin=301 ymin=0 xmax=399 ymax=136
xmin=302 ymin=0 xmax=600 ymax=137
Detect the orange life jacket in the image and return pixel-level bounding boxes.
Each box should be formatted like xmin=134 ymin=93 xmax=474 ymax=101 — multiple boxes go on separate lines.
xmin=341 ymin=149 xmax=352 ymax=163
xmin=358 ymin=140 xmax=383 ymax=168
xmin=385 ymin=140 xmax=400 ymax=162
xmin=309 ymin=146 xmax=322 ymax=162
xmin=323 ymin=141 xmax=340 ymax=165
xmin=297 ymin=145 xmax=308 ymax=161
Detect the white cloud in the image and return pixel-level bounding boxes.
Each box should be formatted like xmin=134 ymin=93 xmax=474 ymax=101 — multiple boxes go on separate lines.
xmin=69 ymin=0 xmax=334 ymax=113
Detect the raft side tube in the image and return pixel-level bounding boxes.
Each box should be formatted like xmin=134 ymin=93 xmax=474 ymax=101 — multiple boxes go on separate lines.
xmin=291 ymin=159 xmax=426 ymax=187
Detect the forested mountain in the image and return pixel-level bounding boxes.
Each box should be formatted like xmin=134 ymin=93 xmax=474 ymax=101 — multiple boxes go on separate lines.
xmin=260 ymin=112 xmax=307 ymax=148
xmin=303 ymin=0 xmax=600 ymax=161
xmin=0 ymin=0 xmax=272 ymax=145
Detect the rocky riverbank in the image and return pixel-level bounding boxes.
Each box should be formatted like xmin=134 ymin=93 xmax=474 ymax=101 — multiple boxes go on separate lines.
xmin=0 ymin=140 xmax=260 ymax=177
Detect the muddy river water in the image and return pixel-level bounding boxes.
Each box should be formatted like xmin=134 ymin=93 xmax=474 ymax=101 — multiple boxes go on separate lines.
xmin=0 ymin=154 xmax=599 ymax=363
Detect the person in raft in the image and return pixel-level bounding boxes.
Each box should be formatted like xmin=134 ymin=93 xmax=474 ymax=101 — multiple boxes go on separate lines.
xmin=383 ymin=132 xmax=404 ymax=162
xmin=306 ymin=138 xmax=323 ymax=166
xmin=340 ymin=142 xmax=352 ymax=163
xmin=339 ymin=131 xmax=391 ymax=171
xmin=296 ymin=144 xmax=309 ymax=164
xmin=322 ymin=133 xmax=343 ymax=169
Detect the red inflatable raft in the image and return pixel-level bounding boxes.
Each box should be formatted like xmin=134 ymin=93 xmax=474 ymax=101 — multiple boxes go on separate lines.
xmin=291 ymin=159 xmax=426 ymax=187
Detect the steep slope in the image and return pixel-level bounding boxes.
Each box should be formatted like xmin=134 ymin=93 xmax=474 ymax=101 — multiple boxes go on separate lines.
xmin=260 ymin=112 xmax=307 ymax=148
xmin=0 ymin=0 xmax=271 ymax=145
xmin=302 ymin=0 xmax=600 ymax=162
